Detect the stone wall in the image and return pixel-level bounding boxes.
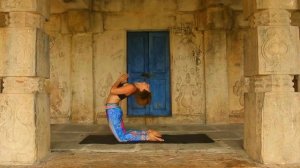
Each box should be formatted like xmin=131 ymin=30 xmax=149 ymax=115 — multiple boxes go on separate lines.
xmin=45 ymin=0 xmax=246 ymax=125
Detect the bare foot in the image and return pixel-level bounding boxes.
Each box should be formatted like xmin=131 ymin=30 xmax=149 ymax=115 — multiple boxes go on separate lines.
xmin=147 ymin=129 xmax=162 ymax=137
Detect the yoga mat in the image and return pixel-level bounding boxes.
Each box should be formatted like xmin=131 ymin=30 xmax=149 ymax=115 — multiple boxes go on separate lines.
xmin=79 ymin=134 xmax=214 ymax=144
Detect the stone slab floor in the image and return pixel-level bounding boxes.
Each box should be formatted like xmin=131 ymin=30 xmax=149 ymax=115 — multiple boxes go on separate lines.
xmin=2 ymin=124 xmax=300 ymax=168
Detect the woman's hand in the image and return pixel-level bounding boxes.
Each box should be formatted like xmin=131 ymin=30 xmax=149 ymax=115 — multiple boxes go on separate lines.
xmin=147 ymin=129 xmax=164 ymax=142
xmin=118 ymin=74 xmax=128 ymax=84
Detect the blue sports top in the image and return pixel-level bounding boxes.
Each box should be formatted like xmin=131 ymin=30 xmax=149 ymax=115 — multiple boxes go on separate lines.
xmin=117 ymin=83 xmax=127 ymax=100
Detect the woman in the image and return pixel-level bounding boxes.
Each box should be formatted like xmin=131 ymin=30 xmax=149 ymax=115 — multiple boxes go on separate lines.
xmin=106 ymin=74 xmax=164 ymax=142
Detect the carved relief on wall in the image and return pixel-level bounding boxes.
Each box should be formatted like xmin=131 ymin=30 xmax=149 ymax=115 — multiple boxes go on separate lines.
xmin=0 ymin=12 xmax=9 ymax=27
xmin=252 ymin=9 xmax=291 ymax=27
xmin=171 ymin=23 xmax=203 ymax=70
xmin=175 ymin=67 xmax=202 ymax=114
xmin=261 ymin=27 xmax=290 ymax=72
xmin=0 ymin=0 xmax=22 ymax=9
xmin=172 ymin=23 xmax=193 ymax=36
xmin=0 ymin=95 xmax=33 ymax=151
xmin=233 ymin=77 xmax=248 ymax=107
xmin=230 ymin=77 xmax=248 ymax=120
xmin=248 ymin=75 xmax=294 ymax=93
xmin=171 ymin=24 xmax=204 ymax=116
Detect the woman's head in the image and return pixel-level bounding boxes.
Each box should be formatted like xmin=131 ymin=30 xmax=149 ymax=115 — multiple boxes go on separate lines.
xmin=134 ymin=82 xmax=151 ymax=106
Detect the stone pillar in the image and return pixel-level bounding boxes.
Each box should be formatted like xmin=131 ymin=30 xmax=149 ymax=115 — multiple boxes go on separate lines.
xmin=243 ymin=0 xmax=300 ymax=164
xmin=0 ymin=0 xmax=50 ymax=165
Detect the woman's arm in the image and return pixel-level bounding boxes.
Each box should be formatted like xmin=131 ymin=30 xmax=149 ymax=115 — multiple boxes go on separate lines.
xmin=110 ymin=74 xmax=136 ymax=95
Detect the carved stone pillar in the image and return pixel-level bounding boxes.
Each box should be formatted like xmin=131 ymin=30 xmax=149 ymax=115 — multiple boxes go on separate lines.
xmin=243 ymin=0 xmax=300 ymax=164
xmin=0 ymin=0 xmax=50 ymax=165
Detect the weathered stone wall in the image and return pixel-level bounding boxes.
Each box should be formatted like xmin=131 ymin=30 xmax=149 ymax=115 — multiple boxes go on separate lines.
xmin=45 ymin=0 xmax=246 ymax=125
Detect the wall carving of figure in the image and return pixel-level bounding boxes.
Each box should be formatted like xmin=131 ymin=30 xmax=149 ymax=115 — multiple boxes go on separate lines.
xmin=175 ymin=69 xmax=201 ymax=114
xmin=233 ymin=76 xmax=247 ymax=107
xmin=230 ymin=77 xmax=247 ymax=120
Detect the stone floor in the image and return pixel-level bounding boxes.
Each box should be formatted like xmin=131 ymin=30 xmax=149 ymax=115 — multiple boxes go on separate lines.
xmin=2 ymin=124 xmax=300 ymax=168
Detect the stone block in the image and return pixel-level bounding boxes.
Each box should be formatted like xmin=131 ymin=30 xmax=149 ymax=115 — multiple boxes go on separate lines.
xmin=145 ymin=0 xmax=177 ymax=13
xmin=0 ymin=28 xmax=49 ymax=77
xmin=104 ymin=13 xmax=176 ymax=30
xmin=177 ymin=0 xmax=201 ymax=11
xmin=93 ymin=0 xmax=123 ymax=12
xmin=244 ymin=26 xmax=300 ymax=76
xmin=50 ymin=0 xmax=90 ymax=13
xmin=71 ymin=33 xmax=93 ymax=123
xmin=8 ymin=12 xmax=44 ymax=29
xmin=175 ymin=14 xmax=195 ymax=26
xmin=0 ymin=93 xmax=50 ymax=164
xmin=91 ymin=12 xmax=104 ymax=33
xmin=50 ymin=0 xmax=65 ymax=13
xmin=202 ymin=0 xmax=243 ymax=10
xmin=44 ymin=14 xmax=61 ymax=33
xmin=66 ymin=10 xmax=90 ymax=33
xmin=194 ymin=6 xmax=233 ymax=30
xmin=0 ymin=0 xmax=49 ymax=18
xmin=244 ymin=0 xmax=298 ymax=18
xmin=122 ymin=0 xmax=144 ymax=12
xmin=204 ymin=30 xmax=229 ymax=123
xmin=48 ymin=34 xmax=72 ymax=124
xmin=244 ymin=92 xmax=300 ymax=164
xmin=121 ymin=0 xmax=176 ymax=14
xmin=3 ymin=77 xmax=46 ymax=94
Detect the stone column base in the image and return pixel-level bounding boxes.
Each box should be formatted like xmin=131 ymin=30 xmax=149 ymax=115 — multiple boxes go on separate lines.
xmin=0 ymin=93 xmax=50 ymax=165
xmin=244 ymin=92 xmax=300 ymax=164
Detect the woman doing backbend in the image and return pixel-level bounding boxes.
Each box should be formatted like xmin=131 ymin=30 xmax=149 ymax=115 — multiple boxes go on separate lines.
xmin=105 ymin=74 xmax=164 ymax=142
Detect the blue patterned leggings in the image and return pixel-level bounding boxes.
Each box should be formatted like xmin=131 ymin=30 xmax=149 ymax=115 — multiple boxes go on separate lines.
xmin=106 ymin=104 xmax=148 ymax=142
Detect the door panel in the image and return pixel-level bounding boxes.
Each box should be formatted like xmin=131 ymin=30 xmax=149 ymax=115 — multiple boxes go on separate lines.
xmin=127 ymin=31 xmax=170 ymax=116
xmin=148 ymin=32 xmax=170 ymax=116
xmin=127 ymin=32 xmax=149 ymax=116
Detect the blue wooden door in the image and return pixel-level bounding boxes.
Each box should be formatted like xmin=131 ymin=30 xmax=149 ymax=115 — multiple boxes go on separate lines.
xmin=127 ymin=31 xmax=171 ymax=116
